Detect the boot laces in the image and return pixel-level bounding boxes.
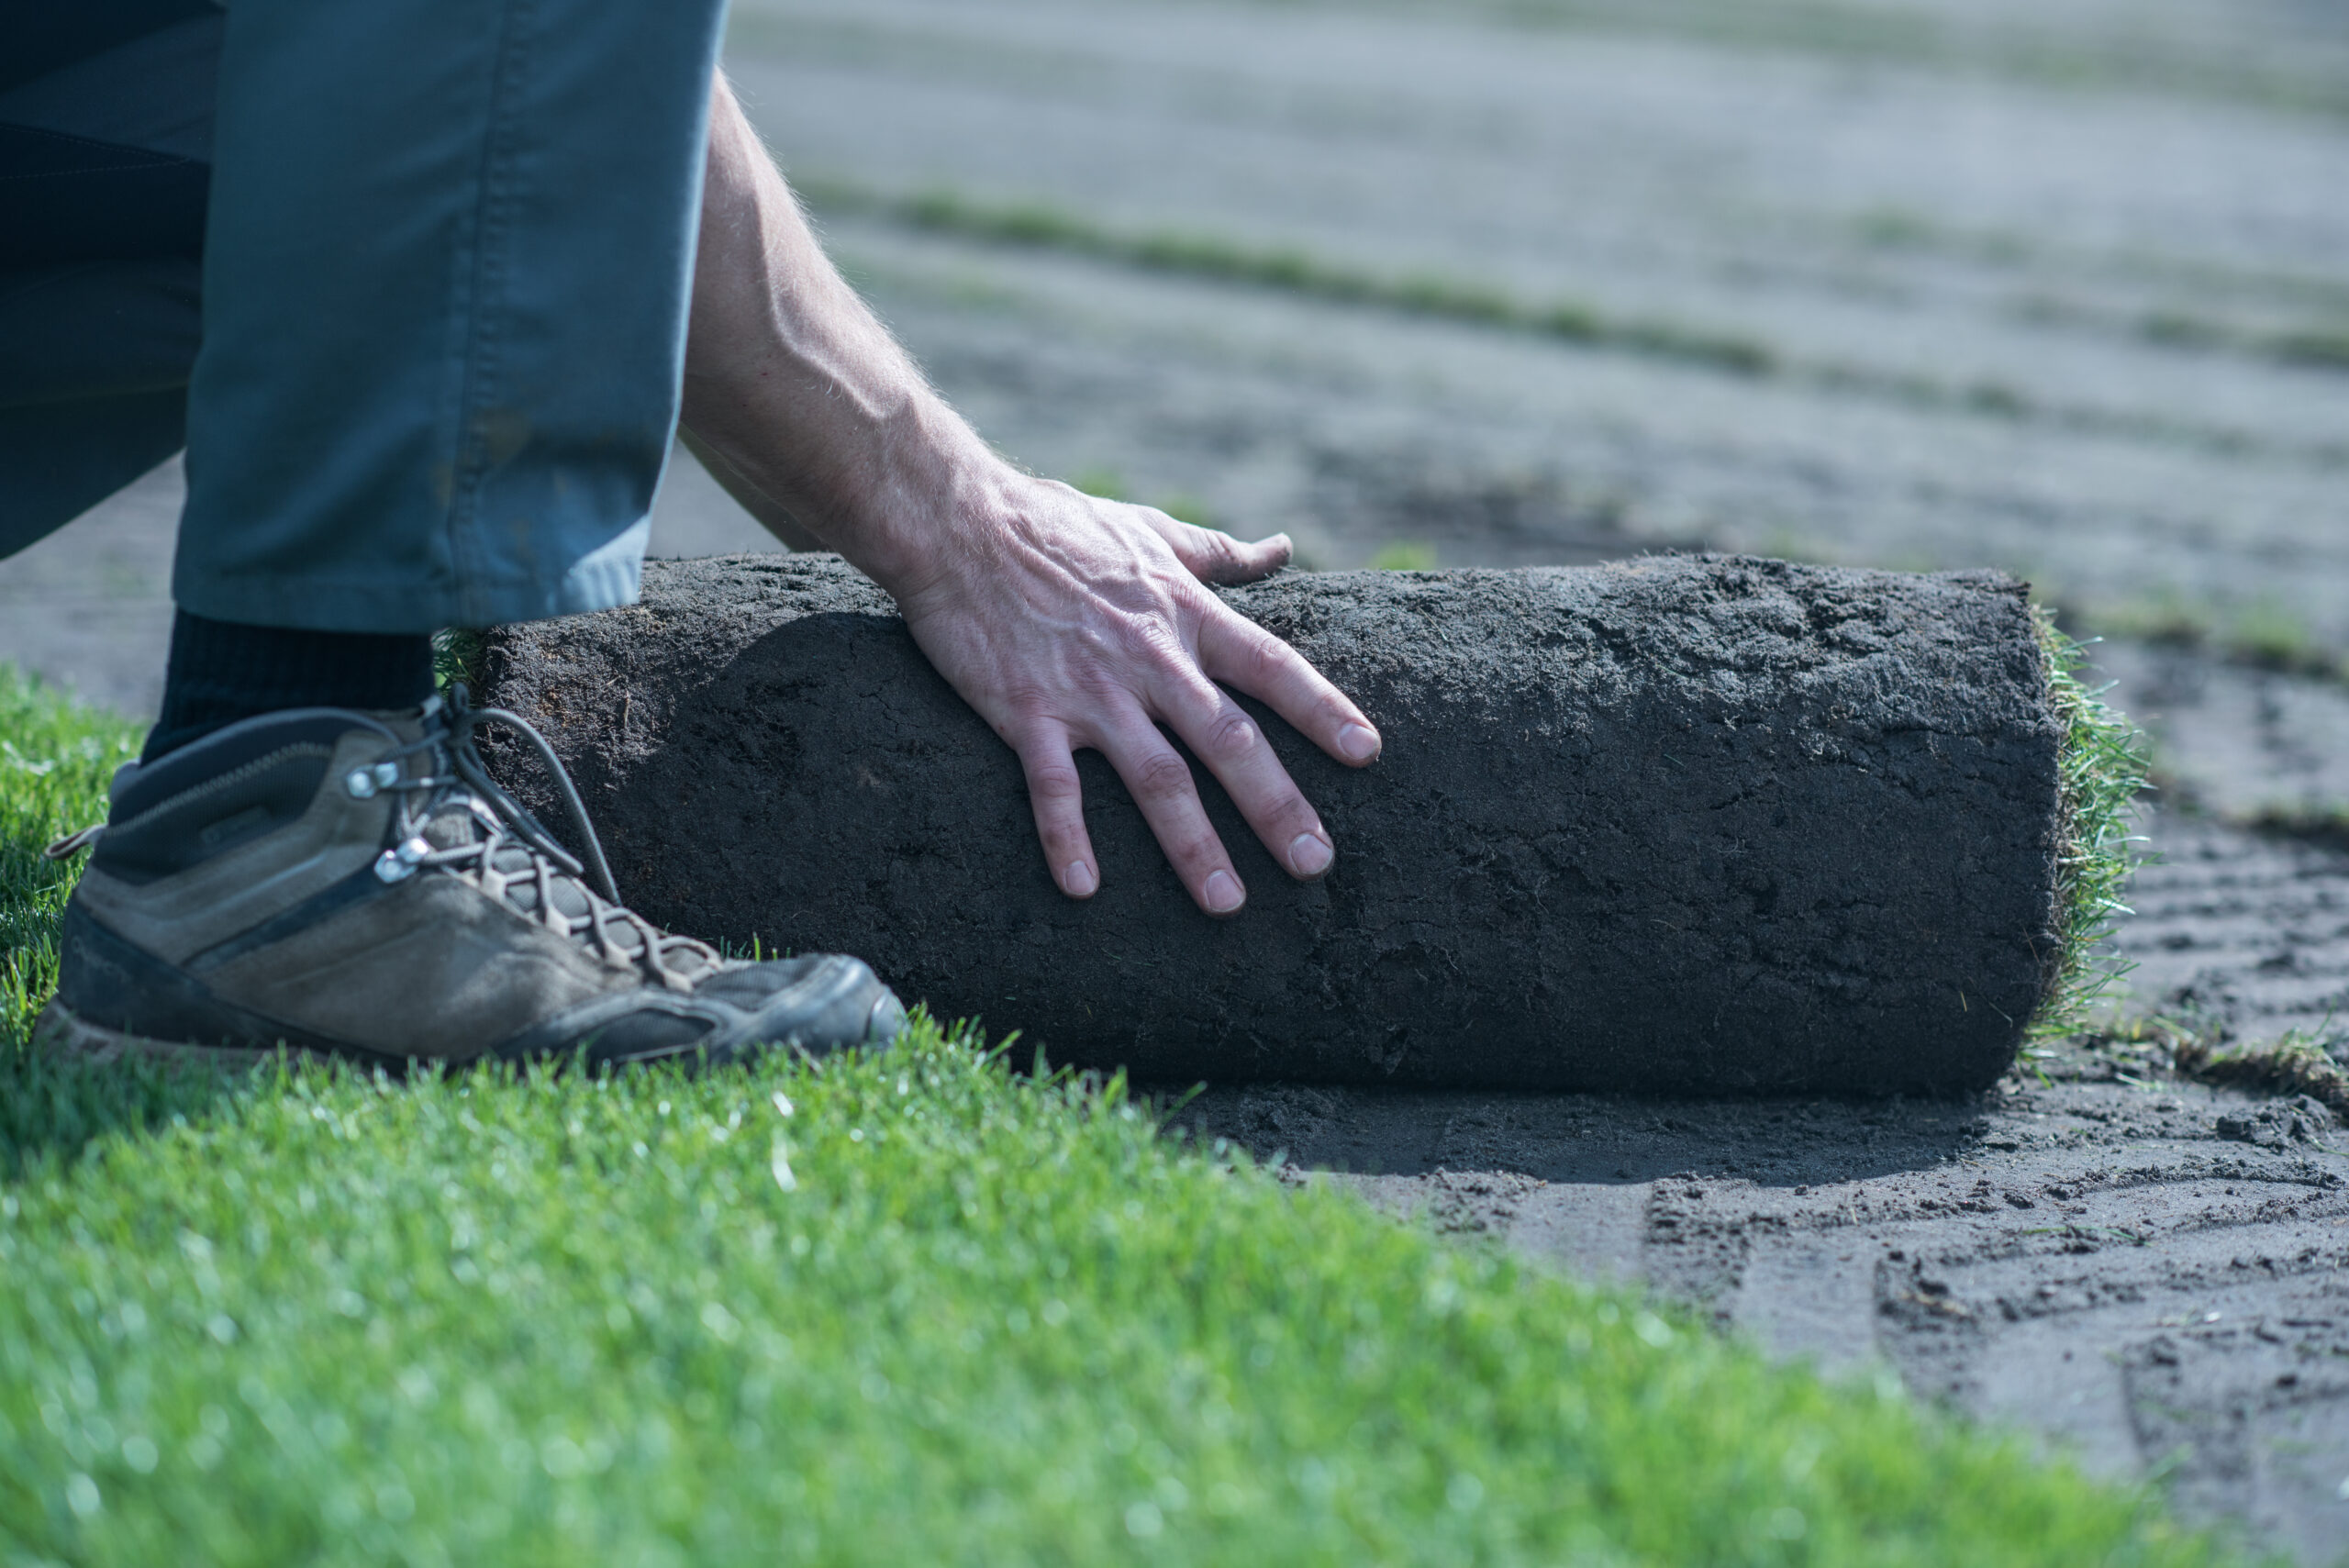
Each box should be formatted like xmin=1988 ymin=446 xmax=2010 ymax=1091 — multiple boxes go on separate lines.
xmin=365 ymin=685 xmax=719 ymax=994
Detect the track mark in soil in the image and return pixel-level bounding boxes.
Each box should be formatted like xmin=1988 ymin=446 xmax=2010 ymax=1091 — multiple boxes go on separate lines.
xmin=2113 ymin=815 xmax=2349 ymax=1047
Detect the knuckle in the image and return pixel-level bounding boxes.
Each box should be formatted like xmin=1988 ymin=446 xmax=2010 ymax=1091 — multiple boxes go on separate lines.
xmin=1259 ymin=798 xmax=1316 ymax=850
xmin=1141 ymin=617 xmax=1197 ymax=664
xmin=1132 ymin=751 xmax=1196 ymax=801
xmin=1246 ymin=631 xmax=1292 ymax=685
xmin=1026 ymin=760 xmax=1083 ymax=802
xmin=1205 ymin=708 xmax=1259 ymax=761
xmin=1213 ymin=615 xmax=1286 ymax=682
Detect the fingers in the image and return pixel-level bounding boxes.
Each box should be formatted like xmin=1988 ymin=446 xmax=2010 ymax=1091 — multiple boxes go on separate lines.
xmin=1016 ymin=724 xmax=1100 ymax=898
xmin=1097 ymin=714 xmax=1249 ymax=917
xmin=1195 ymin=606 xmax=1383 ymax=768
xmin=1158 ymin=517 xmax=1291 ymax=586
xmin=918 ymin=476 xmax=1374 ymax=911
xmin=1141 ymin=659 xmax=1337 ymax=885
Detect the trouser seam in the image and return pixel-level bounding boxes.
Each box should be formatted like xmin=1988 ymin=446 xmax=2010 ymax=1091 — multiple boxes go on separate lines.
xmin=447 ymin=0 xmax=537 ymax=628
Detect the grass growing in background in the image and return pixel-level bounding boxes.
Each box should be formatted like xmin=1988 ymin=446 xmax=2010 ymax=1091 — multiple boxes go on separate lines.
xmin=2173 ymin=1026 xmax=2349 ymax=1119
xmin=2246 ymin=802 xmax=2349 ymax=856
xmin=2077 ymin=592 xmax=2347 ymax=684
xmin=432 ymin=628 xmax=487 ymax=695
xmin=1369 ymin=541 xmax=1442 ymax=572
xmin=796 ymin=176 xmax=2344 ymax=468
xmin=2031 ymin=610 xmax=2154 ymax=1042
xmin=798 ymin=178 xmax=1778 ymax=378
xmin=0 ymin=672 xmax=222 ymax=1174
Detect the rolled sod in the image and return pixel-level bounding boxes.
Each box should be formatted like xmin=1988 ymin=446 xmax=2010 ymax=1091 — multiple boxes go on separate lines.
xmin=479 ymin=553 xmax=2066 ymax=1095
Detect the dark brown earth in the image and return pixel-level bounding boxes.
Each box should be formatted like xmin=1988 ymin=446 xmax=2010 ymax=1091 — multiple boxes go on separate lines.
xmin=482 ymin=551 xmax=2063 ymax=1095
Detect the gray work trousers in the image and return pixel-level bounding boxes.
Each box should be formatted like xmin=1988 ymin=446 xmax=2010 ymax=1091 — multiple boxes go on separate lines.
xmin=0 ymin=0 xmax=729 ymax=630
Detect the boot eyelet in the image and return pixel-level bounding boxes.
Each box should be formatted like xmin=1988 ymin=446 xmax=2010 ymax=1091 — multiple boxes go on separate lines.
xmin=374 ymin=837 xmax=434 ymax=882
xmin=347 ymin=762 xmax=403 ymax=799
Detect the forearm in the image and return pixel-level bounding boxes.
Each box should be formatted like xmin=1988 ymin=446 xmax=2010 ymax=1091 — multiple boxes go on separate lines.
xmin=679 ymin=74 xmax=991 ymax=598
xmin=675 ymin=427 xmax=824 ymax=553
xmin=676 ymin=72 xmax=1376 ymax=914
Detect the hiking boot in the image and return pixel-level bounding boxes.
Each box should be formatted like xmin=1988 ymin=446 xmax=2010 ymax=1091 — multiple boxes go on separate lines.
xmin=35 ymin=688 xmax=906 ymax=1070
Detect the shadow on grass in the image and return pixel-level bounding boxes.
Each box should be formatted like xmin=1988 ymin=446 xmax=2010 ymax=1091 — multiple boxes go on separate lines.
xmin=0 ymin=1040 xmax=253 ymax=1182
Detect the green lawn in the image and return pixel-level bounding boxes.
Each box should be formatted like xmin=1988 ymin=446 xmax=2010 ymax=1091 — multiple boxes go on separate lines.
xmin=0 ymin=668 xmax=2232 ymax=1565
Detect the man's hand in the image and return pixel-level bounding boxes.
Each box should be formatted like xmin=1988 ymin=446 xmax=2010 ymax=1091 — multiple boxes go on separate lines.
xmin=891 ymin=476 xmax=1379 ymax=912
xmin=678 ymin=75 xmax=1380 ymax=911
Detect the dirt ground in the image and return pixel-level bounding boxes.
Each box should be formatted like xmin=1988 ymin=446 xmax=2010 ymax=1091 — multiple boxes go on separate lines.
xmin=4 ymin=0 xmax=2346 ymax=1554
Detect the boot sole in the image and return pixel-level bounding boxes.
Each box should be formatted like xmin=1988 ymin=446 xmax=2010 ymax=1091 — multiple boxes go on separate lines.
xmin=31 ymin=996 xmax=896 ymax=1074
xmin=31 ymin=999 xmax=335 ymax=1073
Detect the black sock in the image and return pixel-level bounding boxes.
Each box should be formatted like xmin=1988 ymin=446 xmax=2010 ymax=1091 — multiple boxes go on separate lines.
xmin=142 ymin=609 xmax=438 ymax=762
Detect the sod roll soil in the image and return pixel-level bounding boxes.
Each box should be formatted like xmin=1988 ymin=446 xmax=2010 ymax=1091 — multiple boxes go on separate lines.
xmin=479 ymin=553 xmax=2064 ymax=1094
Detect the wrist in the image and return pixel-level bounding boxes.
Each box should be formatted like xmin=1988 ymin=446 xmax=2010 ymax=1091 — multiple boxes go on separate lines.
xmin=824 ymin=406 xmax=1019 ymax=607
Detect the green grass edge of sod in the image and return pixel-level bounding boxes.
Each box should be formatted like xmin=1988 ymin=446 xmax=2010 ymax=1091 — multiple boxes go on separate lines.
xmin=0 ymin=665 xmax=2242 ymax=1564
xmin=2031 ymin=608 xmax=2154 ymax=1044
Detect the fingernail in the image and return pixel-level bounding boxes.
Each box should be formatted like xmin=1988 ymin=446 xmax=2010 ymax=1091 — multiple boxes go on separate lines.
xmin=1203 ymin=869 xmax=1244 ymax=914
xmin=1338 ymin=723 xmax=1381 ymax=762
xmin=1063 ymin=861 xmax=1097 ymax=897
xmin=1288 ymin=832 xmax=1333 ymax=877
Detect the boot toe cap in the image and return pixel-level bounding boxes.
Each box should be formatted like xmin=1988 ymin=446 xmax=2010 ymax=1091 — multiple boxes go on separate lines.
xmin=722 ymin=954 xmax=904 ymax=1059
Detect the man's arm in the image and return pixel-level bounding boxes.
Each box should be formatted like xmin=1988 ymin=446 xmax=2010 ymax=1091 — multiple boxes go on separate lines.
xmin=678 ymin=76 xmax=1381 ymax=916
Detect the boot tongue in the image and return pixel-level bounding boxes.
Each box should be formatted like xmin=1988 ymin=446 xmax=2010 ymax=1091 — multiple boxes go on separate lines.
xmin=419 ymin=802 xmax=484 ymax=852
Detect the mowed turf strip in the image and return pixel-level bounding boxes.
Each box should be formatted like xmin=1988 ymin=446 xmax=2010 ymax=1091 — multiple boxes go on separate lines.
xmin=0 ymin=670 xmax=2229 ymax=1565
